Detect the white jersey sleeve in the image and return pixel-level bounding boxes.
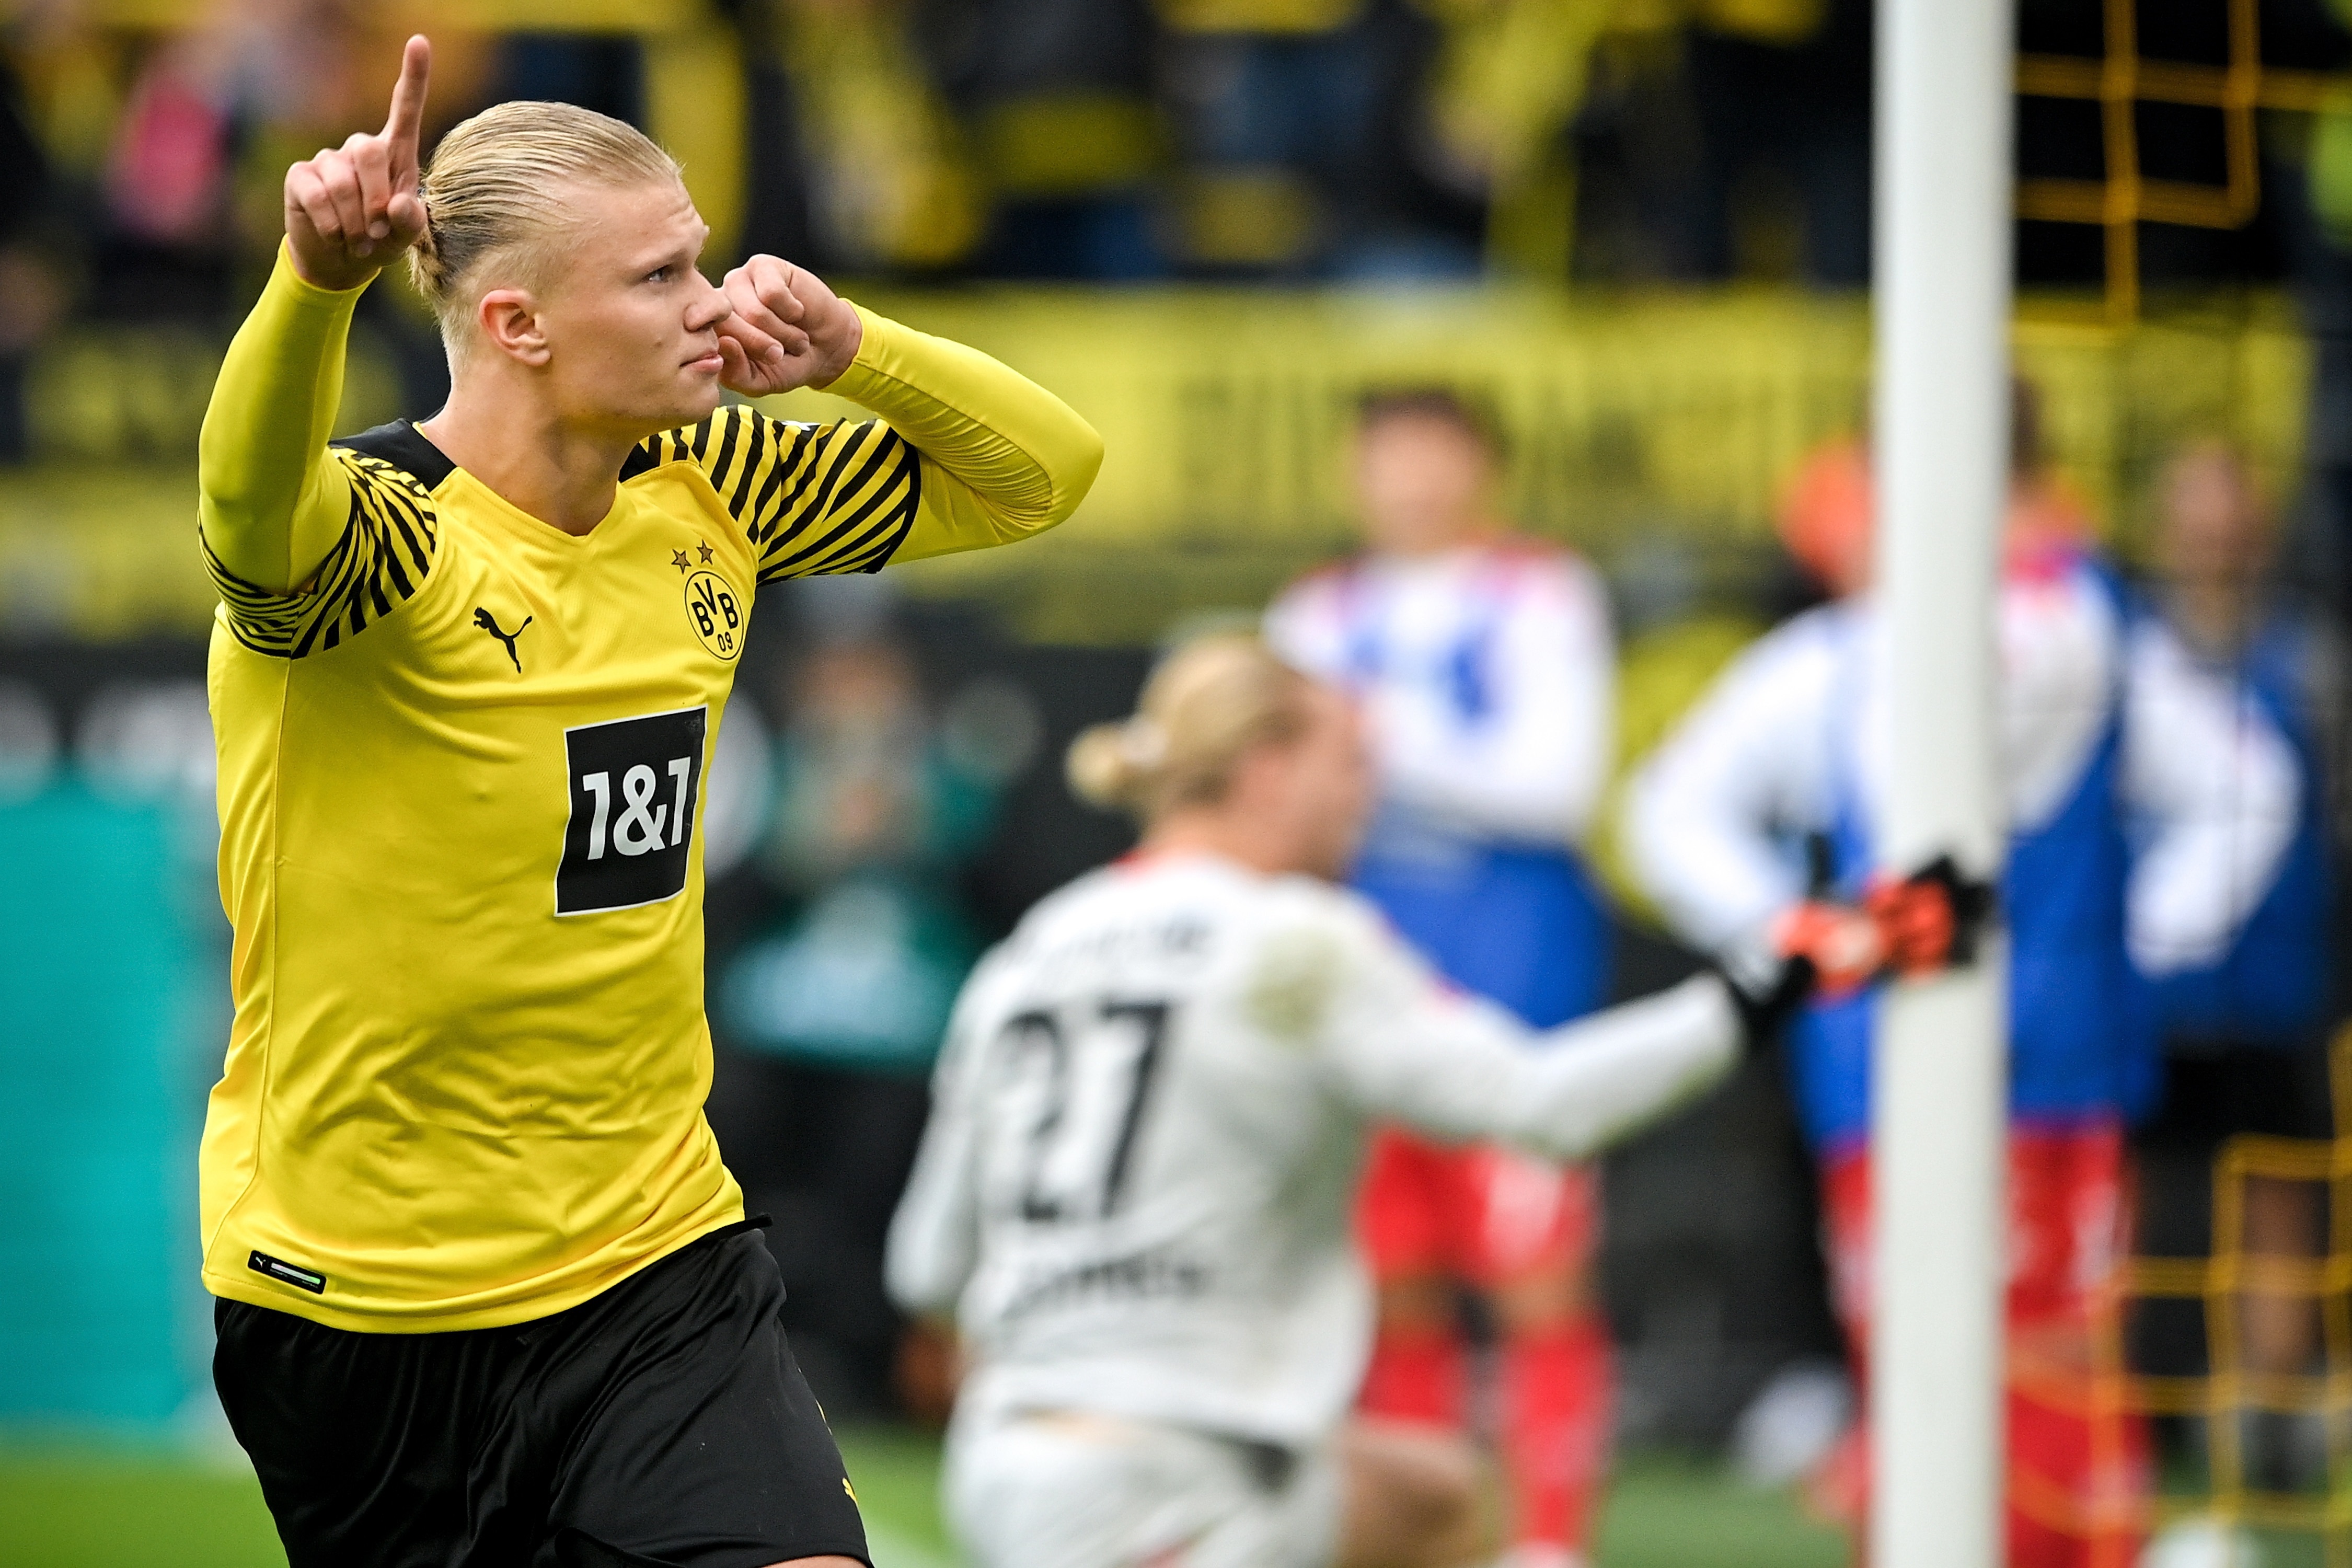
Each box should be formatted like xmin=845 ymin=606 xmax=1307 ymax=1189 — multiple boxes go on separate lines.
xmin=2123 ymin=617 xmax=2301 ymax=976
xmin=1622 ymin=608 xmax=1845 ymax=952
xmin=1292 ymin=896 xmax=1742 ymax=1159
xmin=885 ymin=954 xmax=1006 ymax=1319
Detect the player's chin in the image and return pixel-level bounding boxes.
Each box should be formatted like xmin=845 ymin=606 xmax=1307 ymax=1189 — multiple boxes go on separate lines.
xmin=659 ymin=367 xmax=729 ymax=426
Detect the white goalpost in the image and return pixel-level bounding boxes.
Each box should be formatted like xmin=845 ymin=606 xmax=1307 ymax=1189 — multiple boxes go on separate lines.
xmin=1870 ymin=0 xmax=2016 ymax=1565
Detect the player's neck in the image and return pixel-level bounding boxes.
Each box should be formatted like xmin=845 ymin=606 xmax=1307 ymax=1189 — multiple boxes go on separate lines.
xmin=419 ymin=376 xmax=638 ymax=538
xmin=1369 ymin=520 xmax=1503 ymax=562
xmin=2166 ymin=572 xmax=2258 ymax=658
xmin=1141 ymin=812 xmax=1307 ymax=881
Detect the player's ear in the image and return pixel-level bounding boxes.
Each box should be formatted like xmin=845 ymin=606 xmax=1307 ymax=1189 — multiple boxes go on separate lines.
xmin=477 ymin=288 xmax=549 ymax=367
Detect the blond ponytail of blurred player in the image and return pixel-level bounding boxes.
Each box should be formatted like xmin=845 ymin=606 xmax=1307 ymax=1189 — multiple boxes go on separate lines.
xmin=1067 ymin=633 xmax=1314 ymax=821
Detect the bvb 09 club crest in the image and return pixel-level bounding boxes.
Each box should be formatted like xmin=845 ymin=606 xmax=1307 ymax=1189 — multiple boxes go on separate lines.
xmin=683 ymin=570 xmax=742 ymax=660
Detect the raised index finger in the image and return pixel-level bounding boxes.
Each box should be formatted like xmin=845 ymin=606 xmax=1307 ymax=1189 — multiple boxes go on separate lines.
xmin=382 ymin=34 xmax=432 ymax=175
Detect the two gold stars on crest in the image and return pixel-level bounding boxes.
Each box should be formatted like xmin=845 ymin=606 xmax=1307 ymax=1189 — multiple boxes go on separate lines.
xmin=670 ymin=539 xmax=716 ymax=573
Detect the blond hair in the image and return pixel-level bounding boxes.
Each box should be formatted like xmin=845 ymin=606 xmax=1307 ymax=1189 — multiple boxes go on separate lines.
xmin=1068 ymin=633 xmax=1314 ymax=821
xmin=407 ymin=100 xmax=683 ymax=359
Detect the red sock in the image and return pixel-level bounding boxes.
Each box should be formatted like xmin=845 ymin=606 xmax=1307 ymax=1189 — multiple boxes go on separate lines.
xmin=1358 ymin=1322 xmax=1468 ymax=1427
xmin=1503 ymin=1316 xmax=1613 ymax=1551
xmin=2004 ymin=1377 xmax=2149 ymax=1568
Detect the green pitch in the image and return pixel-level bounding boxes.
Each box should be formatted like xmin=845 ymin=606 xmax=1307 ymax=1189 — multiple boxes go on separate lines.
xmin=0 ymin=1431 xmax=1849 ymax=1567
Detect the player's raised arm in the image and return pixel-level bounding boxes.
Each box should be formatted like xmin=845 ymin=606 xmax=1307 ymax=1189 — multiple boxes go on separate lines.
xmin=1311 ymin=903 xmax=1749 ymax=1162
xmin=822 ymin=302 xmax=1103 ymax=562
xmin=1311 ymin=875 xmax=1980 ymax=1162
xmin=691 ymin=255 xmax=1103 ymax=581
xmin=198 ymin=36 xmax=431 ymax=595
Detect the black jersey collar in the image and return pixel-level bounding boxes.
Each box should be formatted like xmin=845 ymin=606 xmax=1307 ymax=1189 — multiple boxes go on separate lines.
xmin=330 ymin=419 xmax=458 ymax=492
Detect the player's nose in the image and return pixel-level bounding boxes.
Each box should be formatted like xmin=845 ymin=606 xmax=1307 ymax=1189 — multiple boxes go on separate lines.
xmin=684 ymin=273 xmax=730 ymax=333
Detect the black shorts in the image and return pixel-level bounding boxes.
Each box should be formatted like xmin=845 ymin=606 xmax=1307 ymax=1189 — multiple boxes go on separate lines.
xmin=213 ymin=1221 xmax=870 ymax=1568
xmin=2137 ymin=1044 xmax=2337 ymax=1153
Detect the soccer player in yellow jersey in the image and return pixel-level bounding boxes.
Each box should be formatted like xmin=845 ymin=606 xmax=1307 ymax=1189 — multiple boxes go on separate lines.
xmin=196 ymin=36 xmax=1101 ymax=1568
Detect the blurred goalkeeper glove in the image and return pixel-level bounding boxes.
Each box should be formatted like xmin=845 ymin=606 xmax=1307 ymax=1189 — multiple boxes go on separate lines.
xmin=1713 ymin=900 xmax=1872 ymax=1055
xmin=1715 ymin=854 xmax=1996 ymax=1055
xmin=1714 ymin=942 xmax=1819 ymax=1057
xmin=1864 ymin=852 xmax=1996 ymax=974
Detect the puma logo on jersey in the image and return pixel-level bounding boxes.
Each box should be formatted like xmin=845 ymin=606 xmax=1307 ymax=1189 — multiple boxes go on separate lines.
xmin=472 ymin=608 xmax=533 ymax=673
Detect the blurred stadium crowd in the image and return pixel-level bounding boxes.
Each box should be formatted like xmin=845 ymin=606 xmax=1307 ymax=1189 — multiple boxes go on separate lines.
xmin=8 ymin=0 xmax=2352 ymax=1562
xmin=2 ymin=0 xmax=2351 ymax=368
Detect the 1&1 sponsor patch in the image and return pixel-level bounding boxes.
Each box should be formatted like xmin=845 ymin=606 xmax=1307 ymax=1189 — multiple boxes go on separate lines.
xmin=556 ymin=706 xmax=706 ymax=915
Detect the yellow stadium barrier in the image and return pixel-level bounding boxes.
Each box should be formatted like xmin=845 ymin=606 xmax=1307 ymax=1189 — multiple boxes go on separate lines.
xmin=0 ymin=287 xmax=2311 ymax=646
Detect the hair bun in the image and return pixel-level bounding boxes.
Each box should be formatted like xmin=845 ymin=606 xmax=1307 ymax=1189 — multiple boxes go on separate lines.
xmin=1117 ymin=718 xmax=1166 ymax=769
xmin=1067 ymin=720 xmax=1145 ymax=811
xmin=1063 ymin=632 xmax=1312 ymax=823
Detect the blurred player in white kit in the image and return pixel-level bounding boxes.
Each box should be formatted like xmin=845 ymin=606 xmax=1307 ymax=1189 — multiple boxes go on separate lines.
xmin=887 ymin=633 xmax=1964 ymax=1568
xmin=1263 ymin=391 xmax=1618 ymax=1568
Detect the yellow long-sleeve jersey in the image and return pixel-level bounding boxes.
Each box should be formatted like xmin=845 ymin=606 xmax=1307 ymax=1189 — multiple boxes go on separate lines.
xmin=197 ymin=250 xmax=1101 ymax=1332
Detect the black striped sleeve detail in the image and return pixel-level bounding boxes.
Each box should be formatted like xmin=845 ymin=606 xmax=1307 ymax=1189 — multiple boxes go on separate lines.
xmin=637 ymin=405 xmax=921 ymax=583
xmin=202 ymin=450 xmax=439 ymax=659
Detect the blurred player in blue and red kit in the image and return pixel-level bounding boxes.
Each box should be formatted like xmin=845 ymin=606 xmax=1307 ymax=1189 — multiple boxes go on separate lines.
xmin=1627 ymin=394 xmax=2298 ymax=1568
xmin=1266 ymin=389 xmax=1618 ymax=1568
